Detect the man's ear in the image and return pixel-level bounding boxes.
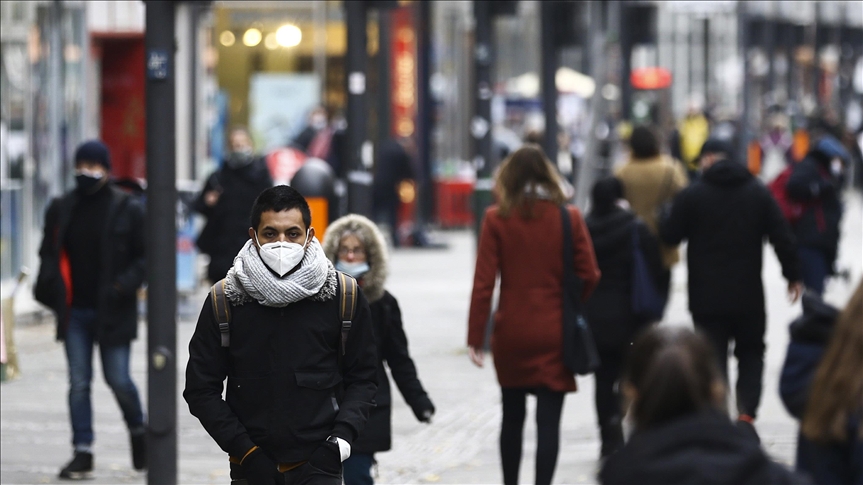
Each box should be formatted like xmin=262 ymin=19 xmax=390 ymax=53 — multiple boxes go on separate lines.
xmin=248 ymin=227 xmax=256 ymax=242
xmin=307 ymin=226 xmax=316 ymax=244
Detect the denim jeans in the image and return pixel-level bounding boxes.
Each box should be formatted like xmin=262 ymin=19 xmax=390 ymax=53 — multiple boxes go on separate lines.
xmin=65 ymin=307 xmax=145 ymax=447
xmin=343 ymin=453 xmax=375 ymax=485
xmin=798 ymin=246 xmax=829 ymax=296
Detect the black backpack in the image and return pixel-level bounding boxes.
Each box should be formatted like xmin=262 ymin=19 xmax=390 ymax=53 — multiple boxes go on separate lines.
xmin=209 ymin=272 xmax=359 ymax=365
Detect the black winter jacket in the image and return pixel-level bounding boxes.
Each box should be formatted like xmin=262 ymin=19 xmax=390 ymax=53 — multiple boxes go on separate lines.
xmin=193 ymin=159 xmax=272 ymax=281
xmin=785 ymin=154 xmax=843 ymax=267
xmin=600 ymin=410 xmax=811 ymax=485
xmin=584 ymin=208 xmax=662 ymax=350
xmin=354 ymin=291 xmax=434 ymax=453
xmin=183 ymin=278 xmax=378 ymax=464
xmin=34 ymin=185 xmax=146 ymax=345
xmin=661 ymin=160 xmax=800 ymax=319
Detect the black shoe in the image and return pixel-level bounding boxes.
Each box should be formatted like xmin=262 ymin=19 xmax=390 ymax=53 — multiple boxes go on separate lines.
xmin=737 ymin=415 xmax=761 ymax=445
xmin=58 ymin=451 xmax=93 ymax=480
xmin=131 ymin=432 xmax=147 ymax=470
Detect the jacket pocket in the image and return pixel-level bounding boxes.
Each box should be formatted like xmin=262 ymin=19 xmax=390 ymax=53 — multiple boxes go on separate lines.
xmin=291 ymin=370 xmax=343 ymax=439
xmin=226 ymin=376 xmax=272 ymax=436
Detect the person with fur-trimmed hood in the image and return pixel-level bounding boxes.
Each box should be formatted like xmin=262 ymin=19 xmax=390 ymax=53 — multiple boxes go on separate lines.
xmin=322 ymin=214 xmax=435 ymax=485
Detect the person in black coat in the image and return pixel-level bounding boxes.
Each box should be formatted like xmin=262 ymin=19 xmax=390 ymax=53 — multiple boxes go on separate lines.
xmin=600 ymin=326 xmax=810 ymax=485
xmin=193 ymin=127 xmax=273 ymax=283
xmin=660 ymin=138 xmax=802 ymax=427
xmin=584 ymin=177 xmax=662 ymax=458
xmin=184 ymin=186 xmax=378 ymax=485
xmin=785 ymin=135 xmax=850 ymax=295
xmin=373 ymin=138 xmax=415 ymax=247
xmin=34 ymin=140 xmax=147 ymax=478
xmin=322 ymin=214 xmax=434 ymax=485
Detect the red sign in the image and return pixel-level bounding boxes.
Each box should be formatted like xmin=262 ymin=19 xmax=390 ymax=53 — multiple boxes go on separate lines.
xmin=391 ymin=6 xmax=417 ymax=138
xmin=630 ymin=67 xmax=673 ymax=90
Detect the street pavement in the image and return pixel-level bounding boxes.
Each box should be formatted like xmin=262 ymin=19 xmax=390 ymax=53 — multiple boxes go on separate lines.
xmin=2 ymin=190 xmax=861 ymax=485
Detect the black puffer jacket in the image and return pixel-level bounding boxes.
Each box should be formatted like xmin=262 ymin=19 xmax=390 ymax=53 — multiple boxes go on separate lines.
xmin=661 ymin=159 xmax=800 ymax=319
xmin=183 ymin=273 xmax=378 ymax=463
xmin=584 ymin=208 xmax=662 ymax=350
xmin=193 ymin=159 xmax=272 ymax=281
xmin=785 ymin=152 xmax=843 ymax=267
xmin=34 ymin=185 xmax=146 ymax=345
xmin=600 ymin=410 xmax=811 ymax=485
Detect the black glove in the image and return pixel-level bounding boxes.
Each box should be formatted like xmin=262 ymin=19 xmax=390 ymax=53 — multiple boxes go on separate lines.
xmin=308 ymin=439 xmax=341 ymax=474
xmin=242 ymin=448 xmax=278 ymax=485
xmin=413 ymin=397 xmax=436 ymax=423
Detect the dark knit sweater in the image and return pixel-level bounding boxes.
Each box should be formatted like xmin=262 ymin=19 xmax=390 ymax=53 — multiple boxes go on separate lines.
xmin=64 ymin=183 xmax=111 ymax=308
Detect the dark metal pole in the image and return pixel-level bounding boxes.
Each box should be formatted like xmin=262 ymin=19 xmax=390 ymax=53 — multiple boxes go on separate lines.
xmin=472 ymin=0 xmax=493 ymax=241
xmin=765 ymin=17 xmax=776 ymax=102
xmin=415 ymin=0 xmax=435 ymax=225
xmin=377 ymin=8 xmax=392 ymax=143
xmin=540 ymin=1 xmax=558 ymax=161
xmin=346 ymin=1 xmax=373 ymax=217
xmin=620 ymin=3 xmax=632 ymax=122
xmin=144 ymin=1 xmax=177 ymax=483
xmin=812 ymin=2 xmax=821 ymax=104
xmin=738 ymin=1 xmax=751 ymax=164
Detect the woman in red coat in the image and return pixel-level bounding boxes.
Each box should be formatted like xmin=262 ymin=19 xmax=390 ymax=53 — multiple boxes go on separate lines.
xmin=467 ymin=144 xmax=601 ymax=485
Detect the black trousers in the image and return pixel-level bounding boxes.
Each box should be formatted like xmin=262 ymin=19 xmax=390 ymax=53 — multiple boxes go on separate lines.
xmin=694 ymin=314 xmax=766 ymax=418
xmin=500 ymin=387 xmax=565 ymax=485
xmin=230 ymin=462 xmax=342 ymax=485
xmin=594 ymin=347 xmax=625 ymax=456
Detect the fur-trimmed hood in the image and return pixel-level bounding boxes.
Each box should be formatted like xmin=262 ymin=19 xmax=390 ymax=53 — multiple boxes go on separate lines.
xmin=322 ymin=214 xmax=388 ymax=303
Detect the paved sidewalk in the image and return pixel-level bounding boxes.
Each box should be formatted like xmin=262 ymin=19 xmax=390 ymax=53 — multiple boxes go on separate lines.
xmin=2 ymin=191 xmax=861 ymax=484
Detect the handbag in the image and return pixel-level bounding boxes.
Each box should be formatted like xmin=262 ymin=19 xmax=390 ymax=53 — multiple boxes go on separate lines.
xmin=630 ymin=223 xmax=665 ymax=321
xmin=559 ymin=205 xmax=601 ymax=375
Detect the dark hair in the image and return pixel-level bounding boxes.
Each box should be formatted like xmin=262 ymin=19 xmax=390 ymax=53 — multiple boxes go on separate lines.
xmin=629 ymin=125 xmax=660 ymax=159
xmin=624 ymin=326 xmax=724 ymax=429
xmin=494 ymin=144 xmax=565 ymax=218
xmin=250 ymin=185 xmax=312 ymax=230
xmin=589 ymin=177 xmax=623 ymax=215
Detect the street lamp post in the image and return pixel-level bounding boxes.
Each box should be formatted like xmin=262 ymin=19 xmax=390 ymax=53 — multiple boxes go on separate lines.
xmin=346 ymin=1 xmax=373 ymax=217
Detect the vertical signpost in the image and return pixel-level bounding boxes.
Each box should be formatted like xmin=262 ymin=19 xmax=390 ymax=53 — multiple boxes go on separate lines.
xmin=144 ymin=1 xmax=177 ymax=483
xmin=471 ymin=0 xmax=494 ymax=242
xmin=346 ymin=1 xmax=373 ymax=217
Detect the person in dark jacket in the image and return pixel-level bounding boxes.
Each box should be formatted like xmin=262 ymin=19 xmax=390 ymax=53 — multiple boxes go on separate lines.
xmin=600 ymin=326 xmax=810 ymax=485
xmin=373 ymin=137 xmax=415 ymax=247
xmin=785 ymin=135 xmax=850 ymax=295
xmin=34 ymin=140 xmax=147 ymax=478
xmin=322 ymin=214 xmax=435 ymax=485
xmin=660 ymin=138 xmax=803 ymax=429
xmin=780 ymin=281 xmax=863 ymax=485
xmin=584 ymin=177 xmax=662 ymax=458
xmin=193 ymin=127 xmax=273 ymax=283
xmin=184 ymin=186 xmax=378 ymax=485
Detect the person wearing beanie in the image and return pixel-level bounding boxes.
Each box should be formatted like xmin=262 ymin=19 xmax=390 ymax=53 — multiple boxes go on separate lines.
xmin=785 ymin=135 xmax=850 ymax=295
xmin=660 ymin=137 xmax=803 ymax=438
xmin=583 ymin=177 xmax=663 ymax=459
xmin=34 ymin=139 xmax=148 ymax=478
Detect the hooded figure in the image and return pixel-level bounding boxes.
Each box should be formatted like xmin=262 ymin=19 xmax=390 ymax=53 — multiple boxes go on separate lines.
xmin=322 ymin=214 xmax=435 ymax=485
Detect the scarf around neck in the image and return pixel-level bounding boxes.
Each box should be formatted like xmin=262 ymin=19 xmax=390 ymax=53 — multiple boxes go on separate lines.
xmin=224 ymin=238 xmax=337 ymax=307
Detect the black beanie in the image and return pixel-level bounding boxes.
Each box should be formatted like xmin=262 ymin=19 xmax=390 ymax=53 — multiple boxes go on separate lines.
xmin=74 ymin=140 xmax=111 ymax=171
xmin=590 ymin=177 xmax=624 ymax=215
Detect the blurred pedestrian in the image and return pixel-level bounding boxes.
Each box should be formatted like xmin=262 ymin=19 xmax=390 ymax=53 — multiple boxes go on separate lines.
xmin=584 ymin=177 xmax=663 ymax=459
xmin=795 ymin=281 xmax=863 ymax=485
xmin=599 ymin=326 xmax=810 ymax=485
xmin=292 ymin=106 xmax=329 ymax=152
xmin=759 ymin=112 xmax=794 ymax=182
xmin=467 ymin=144 xmax=600 ymax=485
xmin=184 ymin=186 xmax=378 ymax=485
xmin=676 ymin=98 xmax=711 ymax=179
xmin=322 ymin=214 xmax=435 ymax=485
xmin=34 ymin=140 xmax=147 ymax=478
xmin=193 ymin=126 xmax=273 ymax=283
xmin=660 ymin=138 xmax=803 ymax=433
xmin=615 ymin=124 xmax=688 ymax=313
xmin=373 ymin=137 xmax=415 ymax=247
xmin=785 ymin=136 xmax=850 ymax=295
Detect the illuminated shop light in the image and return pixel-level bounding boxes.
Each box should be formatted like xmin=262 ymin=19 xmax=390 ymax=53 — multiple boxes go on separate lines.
xmin=276 ymin=24 xmax=302 ymax=48
xmin=243 ymin=28 xmax=262 ymax=47
xmin=219 ymin=30 xmax=235 ymax=47
xmin=264 ymin=33 xmax=279 ymax=50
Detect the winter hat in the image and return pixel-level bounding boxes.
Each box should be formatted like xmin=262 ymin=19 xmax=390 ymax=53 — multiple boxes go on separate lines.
xmin=698 ymin=137 xmax=734 ymax=159
xmin=590 ymin=177 xmax=623 ymax=215
xmin=74 ymin=140 xmax=111 ymax=171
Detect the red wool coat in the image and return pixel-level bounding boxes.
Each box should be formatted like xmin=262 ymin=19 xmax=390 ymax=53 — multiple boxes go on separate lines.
xmin=468 ymin=201 xmax=600 ymax=392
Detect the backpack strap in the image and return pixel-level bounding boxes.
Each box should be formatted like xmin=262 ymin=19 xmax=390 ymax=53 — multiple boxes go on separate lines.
xmin=210 ymin=279 xmax=231 ymax=347
xmin=337 ymin=272 xmax=358 ymax=359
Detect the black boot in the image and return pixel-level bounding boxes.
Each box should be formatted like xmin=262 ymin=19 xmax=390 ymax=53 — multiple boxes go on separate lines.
xmin=131 ymin=430 xmax=147 ymax=470
xmin=59 ymin=451 xmax=93 ymax=480
xmin=599 ymin=418 xmax=625 ymax=459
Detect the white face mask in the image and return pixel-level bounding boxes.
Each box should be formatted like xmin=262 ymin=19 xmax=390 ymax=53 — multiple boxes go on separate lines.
xmin=254 ymin=229 xmax=310 ymax=277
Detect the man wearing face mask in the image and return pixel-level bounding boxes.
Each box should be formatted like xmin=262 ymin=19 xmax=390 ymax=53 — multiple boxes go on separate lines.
xmin=184 ymin=185 xmax=378 ymax=485
xmin=194 ymin=127 xmax=273 ymax=283
xmin=785 ymin=135 xmax=850 ymax=296
xmin=34 ymin=140 xmax=148 ymax=478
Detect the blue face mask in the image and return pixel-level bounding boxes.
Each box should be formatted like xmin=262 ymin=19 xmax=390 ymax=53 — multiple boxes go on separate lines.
xmin=335 ymin=260 xmax=370 ymax=278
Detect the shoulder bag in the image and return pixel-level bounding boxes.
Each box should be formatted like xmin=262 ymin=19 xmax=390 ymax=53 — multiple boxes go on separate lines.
xmin=630 ymin=223 xmax=665 ymax=322
xmin=559 ymin=205 xmax=601 ymax=375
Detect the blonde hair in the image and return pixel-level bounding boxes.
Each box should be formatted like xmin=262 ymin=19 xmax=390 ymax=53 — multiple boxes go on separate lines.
xmin=802 ymin=280 xmax=863 ymax=443
xmin=494 ymin=144 xmax=565 ymax=218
